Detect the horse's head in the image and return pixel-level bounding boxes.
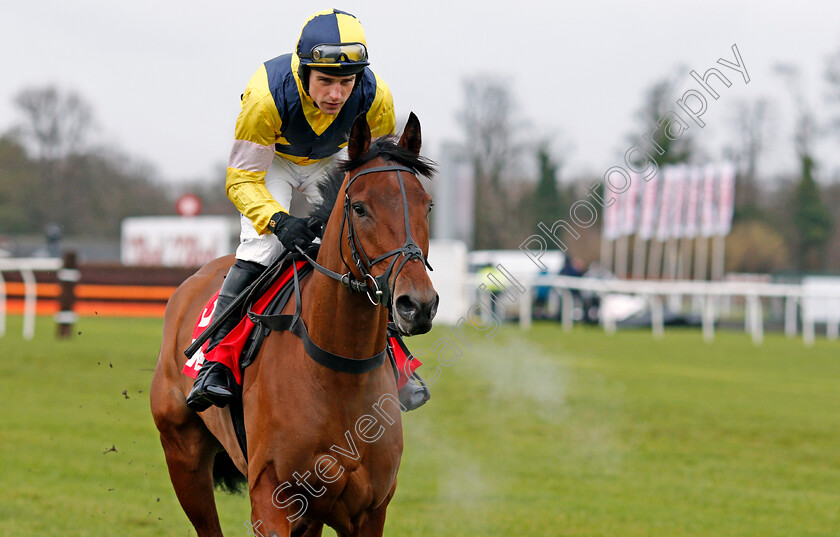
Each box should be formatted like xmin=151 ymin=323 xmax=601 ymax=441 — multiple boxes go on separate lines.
xmin=317 ymin=113 xmax=438 ymax=335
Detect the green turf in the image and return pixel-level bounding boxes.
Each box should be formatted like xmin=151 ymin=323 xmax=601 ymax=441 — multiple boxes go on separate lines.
xmin=1 ymin=316 xmax=838 ymax=536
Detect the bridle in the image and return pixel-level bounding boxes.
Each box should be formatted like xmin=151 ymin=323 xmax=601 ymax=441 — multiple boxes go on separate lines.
xmin=297 ymin=161 xmax=432 ymax=308
xmin=247 ymin=161 xmax=431 ymax=379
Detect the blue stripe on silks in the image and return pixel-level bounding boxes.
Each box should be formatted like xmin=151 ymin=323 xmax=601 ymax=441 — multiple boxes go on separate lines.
xmin=263 ymin=54 xmax=379 ymax=160
xmin=301 ymin=13 xmax=340 ymax=51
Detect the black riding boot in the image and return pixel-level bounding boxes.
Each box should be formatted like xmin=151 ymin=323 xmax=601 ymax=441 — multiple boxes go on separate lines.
xmin=398 ymin=371 xmax=431 ymax=411
xmin=186 ymin=259 xmax=264 ymax=412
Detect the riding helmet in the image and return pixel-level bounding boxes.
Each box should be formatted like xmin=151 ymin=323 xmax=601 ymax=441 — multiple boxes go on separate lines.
xmin=296 ymin=9 xmax=370 ymax=94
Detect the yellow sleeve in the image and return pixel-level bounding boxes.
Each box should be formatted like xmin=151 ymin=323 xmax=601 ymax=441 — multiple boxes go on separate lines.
xmin=367 ymin=73 xmax=396 ymax=138
xmin=225 ymin=65 xmax=286 ymax=234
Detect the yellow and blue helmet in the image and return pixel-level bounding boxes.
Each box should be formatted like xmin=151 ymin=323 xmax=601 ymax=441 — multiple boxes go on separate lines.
xmin=296 ymin=9 xmax=370 ymax=92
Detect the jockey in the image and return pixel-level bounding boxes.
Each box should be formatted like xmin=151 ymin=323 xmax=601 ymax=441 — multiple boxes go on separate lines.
xmin=187 ymin=9 xmax=429 ymax=412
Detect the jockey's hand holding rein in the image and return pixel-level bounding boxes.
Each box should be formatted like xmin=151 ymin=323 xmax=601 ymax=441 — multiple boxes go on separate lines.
xmin=269 ymin=212 xmax=317 ymax=251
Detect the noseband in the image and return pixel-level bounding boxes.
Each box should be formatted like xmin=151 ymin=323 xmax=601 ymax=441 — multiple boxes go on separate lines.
xmin=298 ymin=162 xmax=432 ymax=308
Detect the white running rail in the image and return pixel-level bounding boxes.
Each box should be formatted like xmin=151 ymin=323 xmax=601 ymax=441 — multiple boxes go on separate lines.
xmin=469 ymin=274 xmax=840 ymax=346
xmin=0 ymin=257 xmax=62 ymax=340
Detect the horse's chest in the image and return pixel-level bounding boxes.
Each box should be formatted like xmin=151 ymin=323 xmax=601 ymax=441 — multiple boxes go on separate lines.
xmin=257 ymin=391 xmax=403 ymax=504
xmin=279 ymin=420 xmax=402 ymax=519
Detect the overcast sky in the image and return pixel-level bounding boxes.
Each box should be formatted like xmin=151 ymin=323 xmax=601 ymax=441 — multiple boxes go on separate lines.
xmin=3 ymin=0 xmax=839 ymax=185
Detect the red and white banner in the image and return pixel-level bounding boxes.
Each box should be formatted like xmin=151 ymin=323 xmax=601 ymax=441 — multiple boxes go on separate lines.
xmin=683 ymin=166 xmax=702 ymax=238
xmin=701 ymin=164 xmax=717 ymax=237
xmin=717 ymin=161 xmax=736 ymax=236
xmin=638 ymin=173 xmax=658 ymax=240
xmin=603 ymin=184 xmax=621 ymax=240
xmin=655 ymin=166 xmax=677 ymax=242
xmin=605 ymin=161 xmax=735 ymax=243
xmin=620 ymin=172 xmax=641 ymax=236
xmin=669 ymin=165 xmax=688 ymax=238
xmin=121 ymin=216 xmax=234 ymax=267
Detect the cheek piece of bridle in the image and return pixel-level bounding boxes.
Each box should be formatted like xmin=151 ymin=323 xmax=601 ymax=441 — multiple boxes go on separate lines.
xmin=296 ymin=162 xmax=433 ymax=309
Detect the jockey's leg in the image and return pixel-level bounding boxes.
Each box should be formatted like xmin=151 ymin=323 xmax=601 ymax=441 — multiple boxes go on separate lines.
xmin=398 ymin=371 xmax=430 ymax=411
xmin=187 ymin=151 xmax=341 ymax=413
xmin=389 ymin=332 xmax=431 ymax=411
xmin=186 ymin=259 xmax=264 ymax=411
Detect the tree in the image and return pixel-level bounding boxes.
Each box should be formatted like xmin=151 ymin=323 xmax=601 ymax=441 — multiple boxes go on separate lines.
xmin=0 ymin=86 xmax=173 ymax=238
xmin=729 ymin=98 xmax=769 ymax=219
xmin=531 ymin=142 xmax=566 ymax=232
xmin=725 ymin=220 xmax=789 ymax=273
xmin=825 ymin=44 xmax=840 ymax=135
xmin=775 ymin=63 xmax=833 ymax=271
xmin=14 ymin=86 xmax=93 ymax=162
xmin=0 ymin=135 xmax=43 ymax=232
xmin=458 ymin=76 xmax=523 ymax=249
xmin=631 ymin=73 xmax=693 ymax=167
xmin=792 ymin=154 xmax=832 ymax=271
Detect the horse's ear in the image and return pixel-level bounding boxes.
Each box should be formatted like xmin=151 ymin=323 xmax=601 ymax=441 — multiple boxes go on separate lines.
xmin=348 ymin=113 xmax=371 ymax=160
xmin=398 ymin=112 xmax=422 ymax=156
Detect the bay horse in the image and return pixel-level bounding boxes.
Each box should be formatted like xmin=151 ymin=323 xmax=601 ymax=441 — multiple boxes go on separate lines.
xmin=150 ymin=112 xmax=437 ymax=537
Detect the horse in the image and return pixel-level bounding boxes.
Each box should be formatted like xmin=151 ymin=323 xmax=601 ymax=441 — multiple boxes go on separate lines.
xmin=150 ymin=112 xmax=438 ymax=537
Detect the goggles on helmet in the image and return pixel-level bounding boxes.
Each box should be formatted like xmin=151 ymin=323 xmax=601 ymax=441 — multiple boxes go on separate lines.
xmin=300 ymin=43 xmax=368 ymax=64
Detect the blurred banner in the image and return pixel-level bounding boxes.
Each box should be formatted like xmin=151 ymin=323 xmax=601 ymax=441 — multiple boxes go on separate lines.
xmin=717 ymin=161 xmax=736 ymax=236
xmin=638 ymin=173 xmax=658 ymax=240
xmin=655 ymin=166 xmax=677 ymax=242
xmin=683 ymin=165 xmax=702 ymax=239
xmin=621 ymin=172 xmax=641 ymax=237
xmin=701 ymin=164 xmax=717 ymax=238
xmin=602 ymin=162 xmax=736 ymax=279
xmin=669 ymin=165 xmax=687 ymax=238
xmin=601 ymin=162 xmax=735 ymax=242
xmin=121 ymin=217 xmax=235 ymax=267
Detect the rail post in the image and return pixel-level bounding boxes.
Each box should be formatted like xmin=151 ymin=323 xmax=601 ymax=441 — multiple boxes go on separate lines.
xmin=55 ymin=251 xmax=80 ymax=338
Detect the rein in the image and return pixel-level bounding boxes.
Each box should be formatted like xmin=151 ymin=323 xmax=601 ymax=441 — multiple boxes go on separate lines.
xmin=296 ymin=162 xmax=432 ymax=308
xmin=250 ymin=161 xmax=429 ymax=374
xmin=249 ymin=261 xmax=388 ymax=375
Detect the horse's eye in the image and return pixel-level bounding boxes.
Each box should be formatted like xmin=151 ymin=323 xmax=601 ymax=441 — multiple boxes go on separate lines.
xmin=428 ymin=202 xmax=434 ymax=214
xmin=352 ymin=203 xmax=367 ymax=217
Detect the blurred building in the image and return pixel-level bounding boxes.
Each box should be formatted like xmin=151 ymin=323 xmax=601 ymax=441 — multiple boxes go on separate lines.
xmin=432 ymin=144 xmax=474 ymax=246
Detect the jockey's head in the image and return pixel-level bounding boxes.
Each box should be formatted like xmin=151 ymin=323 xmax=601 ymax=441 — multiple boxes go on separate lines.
xmin=296 ymin=9 xmax=370 ymax=112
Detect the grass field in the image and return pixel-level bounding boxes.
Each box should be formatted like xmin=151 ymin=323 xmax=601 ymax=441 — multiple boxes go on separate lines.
xmin=1 ymin=315 xmax=838 ymax=536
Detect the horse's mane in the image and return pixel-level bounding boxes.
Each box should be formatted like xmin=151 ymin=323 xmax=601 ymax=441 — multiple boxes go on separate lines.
xmin=310 ymin=137 xmax=437 ymax=229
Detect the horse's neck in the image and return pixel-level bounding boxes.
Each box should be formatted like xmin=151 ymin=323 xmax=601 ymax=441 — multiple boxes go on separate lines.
xmin=301 ymin=169 xmax=389 ymax=360
xmin=301 ymin=267 xmax=389 ymax=361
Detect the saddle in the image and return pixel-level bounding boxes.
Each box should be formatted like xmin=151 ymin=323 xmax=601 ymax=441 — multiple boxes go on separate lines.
xmin=183 ymin=254 xmax=422 ymax=459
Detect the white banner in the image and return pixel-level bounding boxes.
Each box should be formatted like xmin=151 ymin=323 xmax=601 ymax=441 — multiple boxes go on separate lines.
xmin=717 ymin=161 xmax=736 ymax=236
xmin=701 ymin=164 xmax=717 ymax=237
xmin=121 ymin=216 xmax=234 ymax=267
xmin=683 ymin=165 xmax=702 ymax=238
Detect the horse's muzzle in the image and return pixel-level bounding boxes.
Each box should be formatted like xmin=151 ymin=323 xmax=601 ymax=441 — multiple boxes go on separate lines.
xmin=394 ymin=292 xmax=438 ymax=335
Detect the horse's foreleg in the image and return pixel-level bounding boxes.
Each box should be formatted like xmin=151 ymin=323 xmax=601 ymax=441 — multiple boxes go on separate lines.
xmin=248 ymin=465 xmax=296 ymax=537
xmin=153 ymin=390 xmax=225 ymax=537
xmin=345 ymin=488 xmax=394 ymax=537
xmin=291 ymin=519 xmax=325 ymax=537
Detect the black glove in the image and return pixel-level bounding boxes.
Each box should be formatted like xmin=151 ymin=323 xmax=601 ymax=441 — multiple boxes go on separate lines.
xmin=269 ymin=212 xmax=317 ymax=251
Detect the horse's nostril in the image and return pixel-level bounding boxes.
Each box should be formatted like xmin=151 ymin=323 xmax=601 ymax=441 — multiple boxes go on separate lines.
xmin=395 ymin=295 xmax=419 ymax=321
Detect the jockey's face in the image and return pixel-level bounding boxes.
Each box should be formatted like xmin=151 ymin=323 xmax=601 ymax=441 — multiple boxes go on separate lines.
xmin=308 ymin=71 xmax=356 ymax=115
